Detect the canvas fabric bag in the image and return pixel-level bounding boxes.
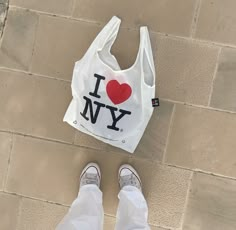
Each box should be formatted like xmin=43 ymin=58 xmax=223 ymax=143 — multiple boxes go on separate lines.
xmin=64 ymin=16 xmax=156 ymax=153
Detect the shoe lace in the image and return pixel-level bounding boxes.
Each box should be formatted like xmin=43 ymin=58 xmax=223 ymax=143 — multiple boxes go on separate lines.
xmin=119 ymin=174 xmax=141 ymax=190
xmin=81 ymin=173 xmax=99 ymax=186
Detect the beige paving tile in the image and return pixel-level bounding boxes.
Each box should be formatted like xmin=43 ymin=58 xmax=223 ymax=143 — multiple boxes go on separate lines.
xmin=105 ymin=143 xmax=133 ymax=156
xmin=195 ymin=0 xmax=236 ymax=45
xmin=17 ymin=198 xmax=68 ymax=230
xmin=135 ymin=101 xmax=174 ymax=161
xmin=31 ymin=76 xmax=74 ymax=142
xmin=210 ymin=48 xmax=236 ymax=112
xmin=73 ymin=0 xmax=196 ymax=36
xmin=0 ymin=132 xmax=12 ymax=190
xmin=0 ymin=70 xmax=35 ymax=134
xmin=0 ymin=69 xmax=75 ymax=142
xmin=31 ymin=15 xmax=157 ymax=81
xmin=6 ymin=135 xmax=130 ymax=215
xmin=31 ymin=15 xmax=100 ymax=80
xmin=74 ymin=131 xmax=109 ymax=150
xmin=156 ymin=36 xmax=219 ymax=105
xmin=183 ymin=173 xmax=236 ymax=230
xmin=0 ymin=8 xmax=38 ymax=70
xmin=165 ymin=104 xmax=236 ymax=178
xmin=129 ymin=158 xmax=191 ymax=228
xmin=10 ymin=0 xmax=74 ymax=16
xmin=0 ymin=192 xmax=21 ymax=230
xmin=104 ymin=215 xmax=116 ymax=230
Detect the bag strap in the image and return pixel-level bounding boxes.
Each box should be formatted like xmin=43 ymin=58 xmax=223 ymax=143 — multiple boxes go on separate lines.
xmin=94 ymin=16 xmax=121 ymax=51
xmin=139 ymin=27 xmax=155 ymax=87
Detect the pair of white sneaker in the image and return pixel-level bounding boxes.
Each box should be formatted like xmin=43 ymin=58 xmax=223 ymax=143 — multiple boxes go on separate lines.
xmin=80 ymin=163 xmax=142 ymax=191
xmin=56 ymin=163 xmax=150 ymax=230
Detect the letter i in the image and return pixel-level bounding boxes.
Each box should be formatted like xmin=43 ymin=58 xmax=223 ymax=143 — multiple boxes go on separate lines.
xmin=89 ymin=74 xmax=106 ymax=98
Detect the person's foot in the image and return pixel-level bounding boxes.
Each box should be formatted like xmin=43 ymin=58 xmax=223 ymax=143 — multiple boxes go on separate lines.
xmin=118 ymin=164 xmax=142 ymax=191
xmin=80 ymin=163 xmax=101 ymax=188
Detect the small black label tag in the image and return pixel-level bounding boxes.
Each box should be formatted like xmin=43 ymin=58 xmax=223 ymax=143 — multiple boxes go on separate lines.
xmin=152 ymin=98 xmax=160 ymax=107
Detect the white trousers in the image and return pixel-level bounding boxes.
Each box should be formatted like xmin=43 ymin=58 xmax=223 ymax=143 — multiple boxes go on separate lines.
xmin=56 ymin=184 xmax=150 ymax=230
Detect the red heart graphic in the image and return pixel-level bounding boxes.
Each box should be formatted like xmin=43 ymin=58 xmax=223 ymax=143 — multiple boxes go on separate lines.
xmin=106 ymin=80 xmax=132 ymax=105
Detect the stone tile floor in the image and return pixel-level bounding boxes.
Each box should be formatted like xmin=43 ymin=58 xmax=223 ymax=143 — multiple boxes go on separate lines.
xmin=0 ymin=0 xmax=236 ymax=229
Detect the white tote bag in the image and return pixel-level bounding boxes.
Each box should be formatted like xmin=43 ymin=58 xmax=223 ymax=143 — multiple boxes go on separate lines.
xmin=64 ymin=16 xmax=156 ymax=153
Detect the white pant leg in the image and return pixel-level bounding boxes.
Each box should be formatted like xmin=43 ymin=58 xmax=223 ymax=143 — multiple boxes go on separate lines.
xmin=115 ymin=185 xmax=150 ymax=230
xmin=56 ymin=184 xmax=104 ymax=230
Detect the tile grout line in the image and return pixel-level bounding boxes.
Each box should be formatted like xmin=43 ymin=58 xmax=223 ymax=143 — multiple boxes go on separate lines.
xmin=207 ymin=47 xmax=222 ymax=106
xmin=0 ymin=129 xmax=77 ymax=147
xmin=3 ymin=132 xmax=14 ymax=191
xmin=165 ymin=162 xmax=236 ymax=182
xmin=179 ymin=171 xmax=194 ymax=229
xmin=190 ymin=0 xmax=202 ymax=38
xmin=8 ymin=5 xmax=236 ymax=50
xmin=28 ymin=9 xmax=40 ymax=73
xmin=150 ymin=223 xmax=176 ymax=230
xmin=15 ymin=194 xmax=24 ymax=229
xmin=0 ymin=66 xmax=71 ymax=83
xmin=0 ymin=129 xmax=131 ymax=158
xmin=160 ymin=97 xmax=236 ymax=115
xmin=1 ymin=190 xmax=70 ymax=208
xmin=161 ymin=104 xmax=176 ymax=164
xmin=72 ymin=127 xmax=77 ymax=145
xmin=155 ymin=31 xmax=218 ymax=49
xmin=150 ymin=225 xmax=174 ymax=230
xmin=72 ymin=131 xmax=77 ymax=145
xmin=153 ymin=31 xmax=236 ymax=50
xmin=9 ymin=5 xmax=102 ymax=26
xmin=103 ymin=213 xmax=116 ymax=218
xmin=151 ymin=223 xmax=176 ymax=230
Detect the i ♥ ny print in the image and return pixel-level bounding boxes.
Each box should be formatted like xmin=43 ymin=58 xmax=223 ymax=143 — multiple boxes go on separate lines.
xmin=80 ymin=73 xmax=132 ymax=132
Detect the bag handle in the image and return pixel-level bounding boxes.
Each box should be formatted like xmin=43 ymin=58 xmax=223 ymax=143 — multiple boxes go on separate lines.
xmin=139 ymin=27 xmax=155 ymax=87
xmin=95 ymin=16 xmax=121 ymax=51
